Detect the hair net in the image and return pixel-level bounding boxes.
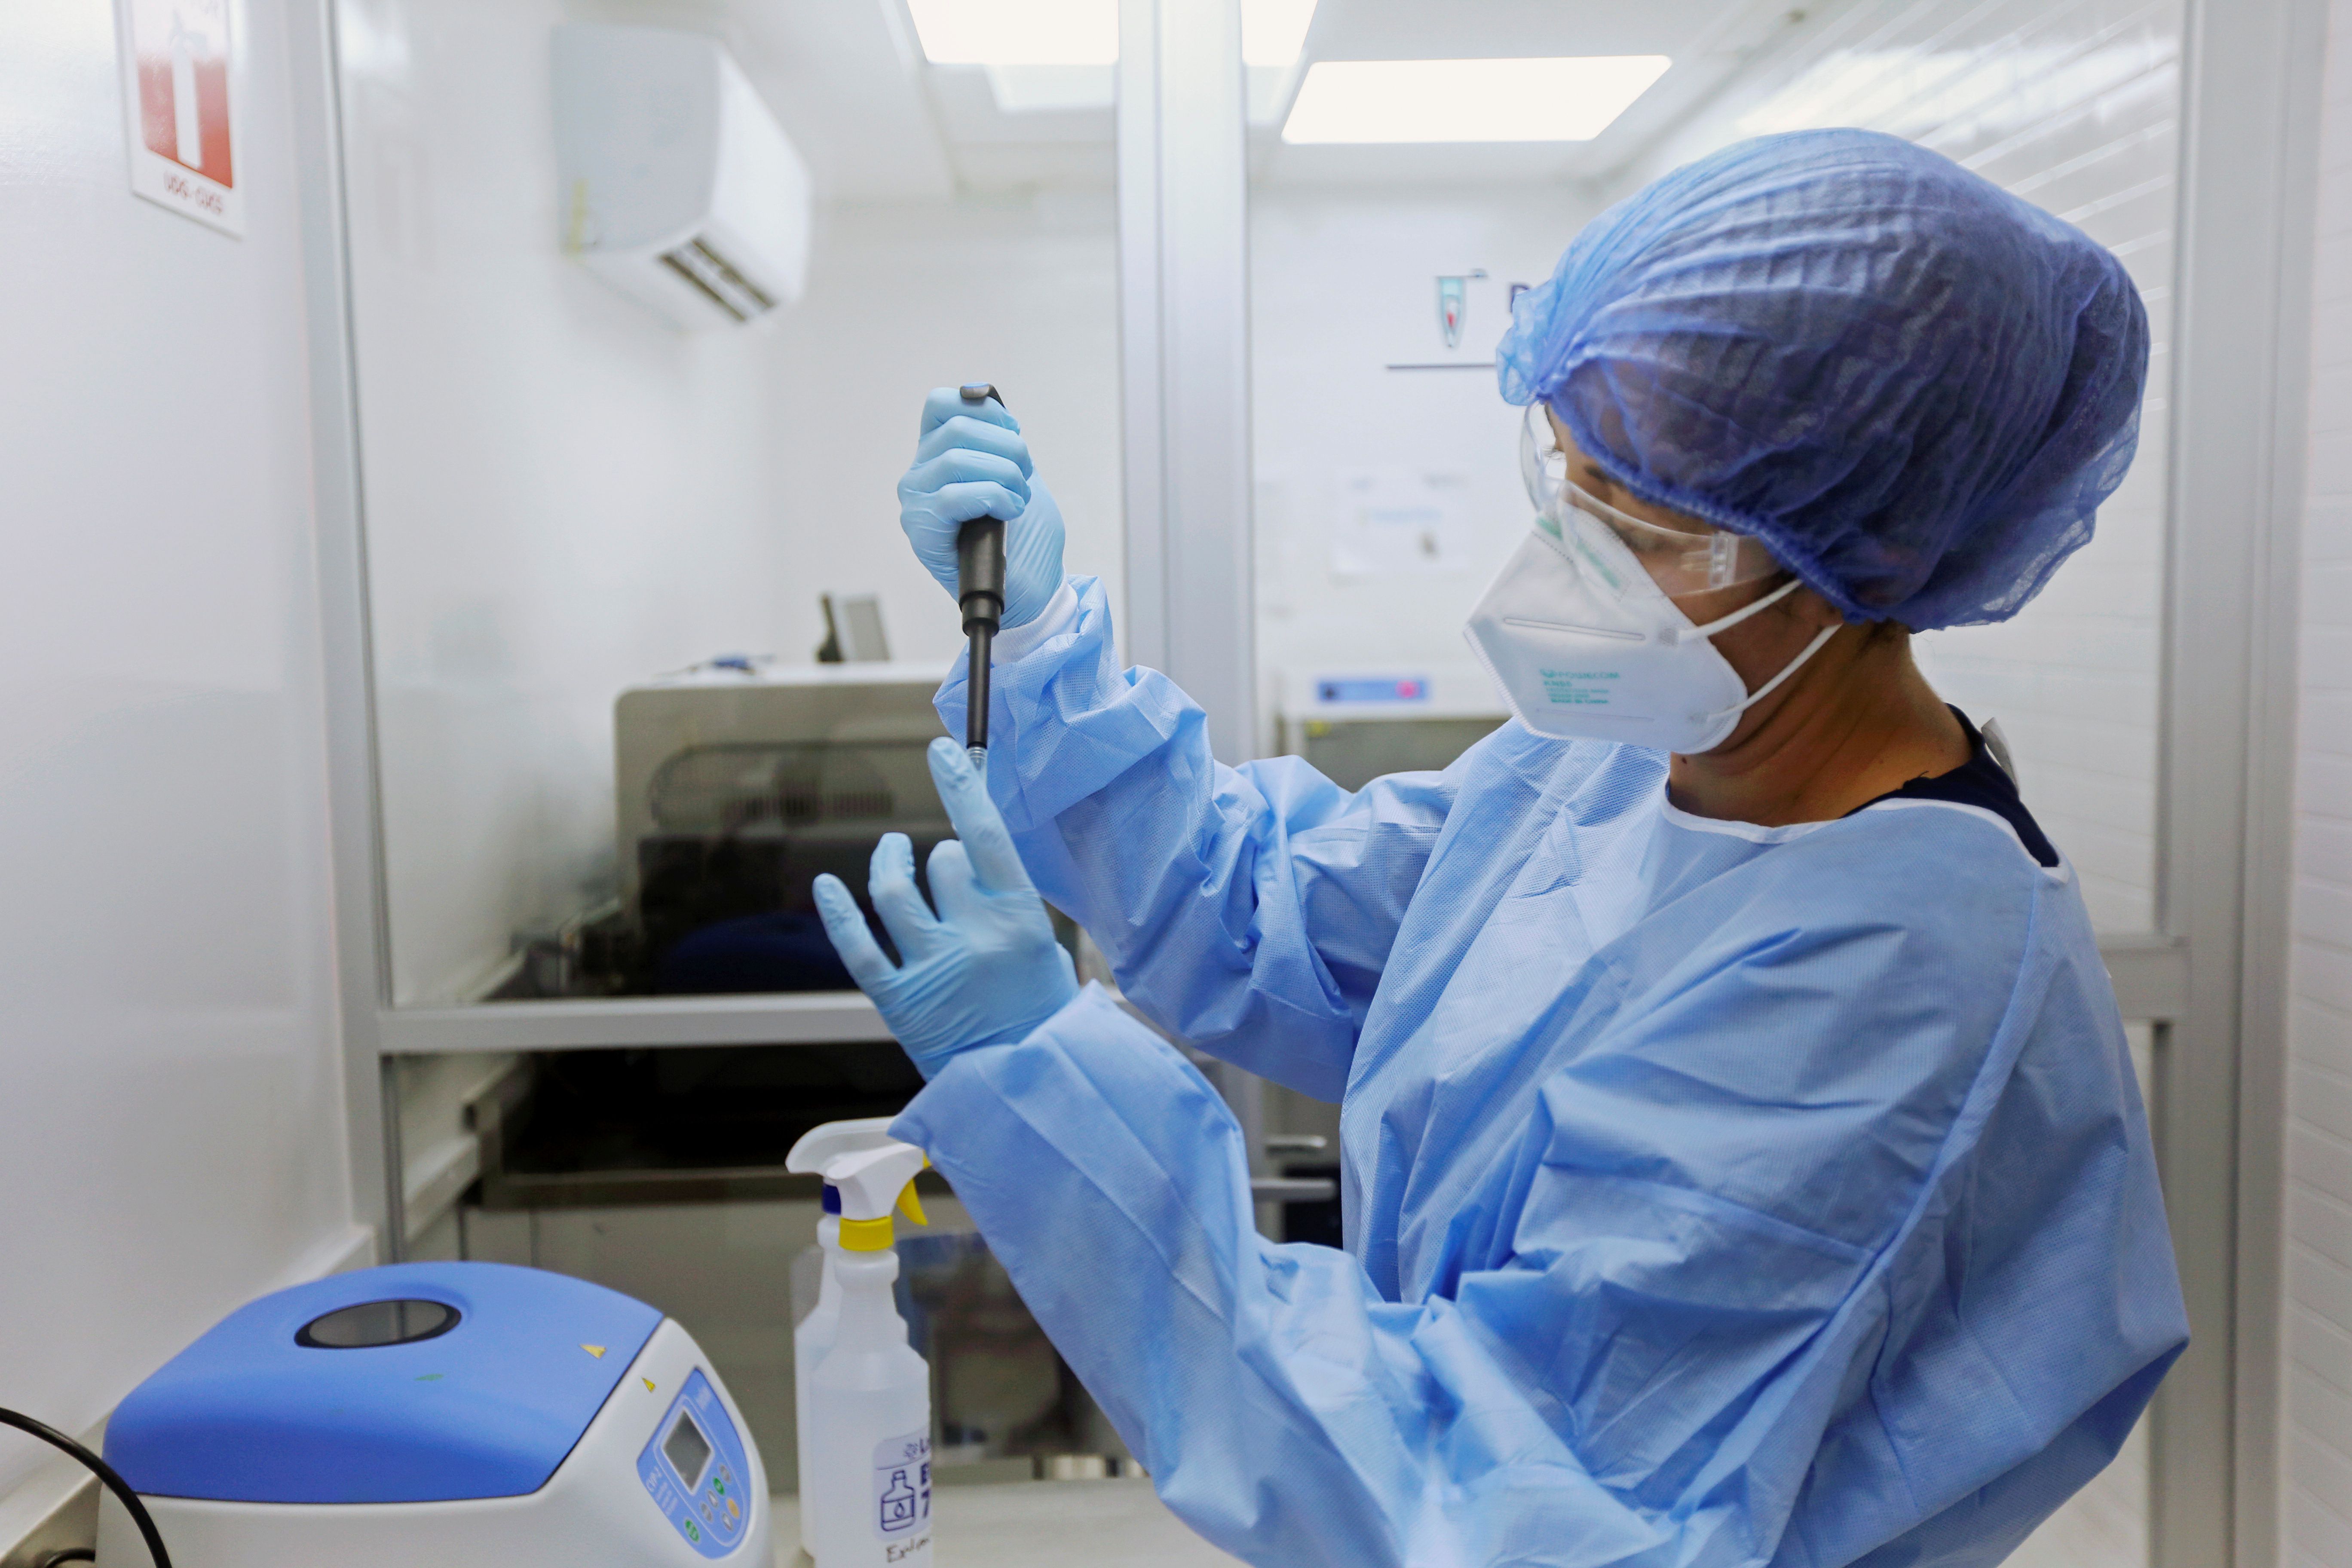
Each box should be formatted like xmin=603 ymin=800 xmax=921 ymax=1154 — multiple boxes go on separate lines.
xmin=1497 ymin=128 xmax=2149 ymax=629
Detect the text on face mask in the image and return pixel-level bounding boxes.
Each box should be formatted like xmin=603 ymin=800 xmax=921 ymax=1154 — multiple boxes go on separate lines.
xmin=1539 ymin=669 xmax=1623 ymax=706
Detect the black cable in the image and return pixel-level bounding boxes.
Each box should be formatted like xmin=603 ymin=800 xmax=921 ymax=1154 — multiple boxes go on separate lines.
xmin=0 ymin=1408 xmax=171 ymax=1568
xmin=37 ymin=1549 xmax=97 ymax=1567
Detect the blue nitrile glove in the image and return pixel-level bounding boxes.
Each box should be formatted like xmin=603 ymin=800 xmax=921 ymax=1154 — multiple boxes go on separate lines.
xmin=813 ymin=737 xmax=1079 ymax=1078
xmin=896 ymin=387 xmax=1066 ymax=630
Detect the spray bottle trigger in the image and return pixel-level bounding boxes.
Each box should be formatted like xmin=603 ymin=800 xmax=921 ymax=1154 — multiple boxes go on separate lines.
xmin=897 ymin=1182 xmax=928 ymax=1227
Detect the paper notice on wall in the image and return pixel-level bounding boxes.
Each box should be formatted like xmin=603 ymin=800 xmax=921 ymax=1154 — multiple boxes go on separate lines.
xmin=115 ymin=0 xmax=243 ymax=237
xmin=1331 ymin=469 xmax=1470 ymax=577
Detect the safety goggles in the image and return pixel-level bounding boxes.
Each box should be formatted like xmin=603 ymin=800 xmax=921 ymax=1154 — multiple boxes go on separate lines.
xmin=1520 ymin=403 xmax=1782 ymax=596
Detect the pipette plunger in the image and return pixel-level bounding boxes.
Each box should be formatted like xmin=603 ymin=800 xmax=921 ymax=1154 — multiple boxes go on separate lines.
xmin=956 ymin=383 xmax=1008 ymax=774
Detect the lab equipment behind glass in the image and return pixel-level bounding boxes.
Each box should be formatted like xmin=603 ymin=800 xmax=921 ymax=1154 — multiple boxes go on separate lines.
xmin=1275 ymin=662 xmax=1506 ymax=791
xmin=614 ymin=662 xmax=952 ymax=996
xmin=498 ymin=660 xmax=953 ymax=999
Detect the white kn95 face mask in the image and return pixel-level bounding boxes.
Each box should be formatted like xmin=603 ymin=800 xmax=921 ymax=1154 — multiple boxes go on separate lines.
xmin=1464 ymin=504 xmax=1838 ymax=755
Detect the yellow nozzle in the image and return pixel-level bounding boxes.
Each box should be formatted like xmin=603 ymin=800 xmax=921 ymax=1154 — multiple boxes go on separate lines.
xmin=839 ymin=1216 xmax=894 ymax=1251
xmin=840 ymin=1173 xmax=929 ymax=1252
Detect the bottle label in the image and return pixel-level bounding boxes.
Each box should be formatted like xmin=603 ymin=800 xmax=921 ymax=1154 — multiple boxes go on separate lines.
xmin=873 ymin=1429 xmax=931 ymax=1559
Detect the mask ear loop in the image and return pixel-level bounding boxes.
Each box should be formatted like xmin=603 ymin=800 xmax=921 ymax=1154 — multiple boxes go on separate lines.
xmin=1712 ymin=620 xmax=1841 ymax=722
xmin=1667 ymin=576 xmax=1803 ymax=644
xmin=1669 ymin=576 xmax=1845 ymax=725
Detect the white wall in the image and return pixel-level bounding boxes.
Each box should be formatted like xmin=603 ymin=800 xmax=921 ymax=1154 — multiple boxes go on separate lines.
xmin=343 ymin=0 xmax=799 ymax=1004
xmin=343 ymin=0 xmax=1124 ymax=1004
xmin=2284 ymin=2 xmax=2352 ymax=1557
xmin=1247 ymin=188 xmax=1601 ymax=743
xmin=762 ymin=195 xmax=1126 ymax=672
xmin=1596 ymin=0 xmax=2186 ymax=934
xmin=0 ymin=0 xmax=362 ymax=1504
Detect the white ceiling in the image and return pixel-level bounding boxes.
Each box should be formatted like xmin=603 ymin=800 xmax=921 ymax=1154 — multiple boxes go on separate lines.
xmin=623 ymin=0 xmax=1828 ymax=203
xmin=574 ymin=0 xmax=958 ymax=200
xmin=700 ymin=0 xmax=1115 ymax=200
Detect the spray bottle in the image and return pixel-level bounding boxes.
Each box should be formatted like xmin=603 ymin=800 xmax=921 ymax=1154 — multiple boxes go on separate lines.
xmin=805 ymin=1141 xmax=933 ymax=1567
xmin=785 ymin=1117 xmax=902 ymax=1561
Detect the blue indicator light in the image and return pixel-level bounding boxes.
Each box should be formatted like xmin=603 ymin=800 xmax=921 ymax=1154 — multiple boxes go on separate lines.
xmin=1317 ymin=677 xmax=1429 ymax=705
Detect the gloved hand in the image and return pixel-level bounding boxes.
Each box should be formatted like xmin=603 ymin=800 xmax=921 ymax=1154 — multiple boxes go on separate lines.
xmin=897 ymin=387 xmax=1066 ymax=630
xmin=814 ymin=737 xmax=1080 ymax=1078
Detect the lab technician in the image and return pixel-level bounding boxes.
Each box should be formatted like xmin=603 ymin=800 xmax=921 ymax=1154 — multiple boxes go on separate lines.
xmin=813 ymin=129 xmax=2188 ymax=1568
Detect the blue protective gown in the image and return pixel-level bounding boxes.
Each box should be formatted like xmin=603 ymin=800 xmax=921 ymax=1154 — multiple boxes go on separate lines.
xmin=892 ymin=578 xmax=2187 ymax=1568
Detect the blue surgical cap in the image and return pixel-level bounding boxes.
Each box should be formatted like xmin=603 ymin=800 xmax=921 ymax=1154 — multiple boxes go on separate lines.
xmin=1497 ymin=128 xmax=2149 ymax=630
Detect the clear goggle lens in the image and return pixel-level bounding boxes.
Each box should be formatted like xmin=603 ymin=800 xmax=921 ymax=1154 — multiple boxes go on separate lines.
xmin=1519 ymin=404 xmax=1781 ymax=596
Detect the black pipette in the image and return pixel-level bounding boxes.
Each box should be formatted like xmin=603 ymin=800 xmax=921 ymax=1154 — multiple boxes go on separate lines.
xmin=956 ymin=383 xmax=1009 ymax=772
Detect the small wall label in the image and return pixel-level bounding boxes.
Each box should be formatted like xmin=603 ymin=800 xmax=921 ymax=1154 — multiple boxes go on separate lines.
xmin=114 ymin=0 xmax=244 ymax=237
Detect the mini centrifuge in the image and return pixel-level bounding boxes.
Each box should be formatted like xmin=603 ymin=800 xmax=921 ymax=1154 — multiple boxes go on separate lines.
xmin=94 ymin=1261 xmax=769 ymax=1568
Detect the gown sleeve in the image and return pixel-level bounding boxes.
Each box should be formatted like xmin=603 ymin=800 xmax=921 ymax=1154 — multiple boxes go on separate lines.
xmin=934 ymin=576 xmax=1454 ymax=1101
xmin=891 ymin=839 xmax=2185 ymax=1568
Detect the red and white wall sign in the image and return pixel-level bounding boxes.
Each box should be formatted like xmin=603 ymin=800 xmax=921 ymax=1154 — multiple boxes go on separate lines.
xmin=114 ymin=0 xmax=243 ymax=237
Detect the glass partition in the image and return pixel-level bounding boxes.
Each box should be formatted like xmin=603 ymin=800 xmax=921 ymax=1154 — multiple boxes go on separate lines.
xmin=336 ymin=0 xmax=1124 ymax=1007
xmin=1249 ymin=0 xmax=2180 ymax=940
xmin=1740 ymin=0 xmax=2185 ymax=937
xmin=1246 ymin=4 xmax=2183 ymax=1562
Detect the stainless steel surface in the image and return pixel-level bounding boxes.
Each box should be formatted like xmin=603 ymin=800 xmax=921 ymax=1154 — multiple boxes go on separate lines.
xmin=612 ymin=665 xmax=949 ymax=907
xmin=1249 ymin=1176 xmax=1336 ymax=1204
xmin=460 ymin=1051 xmax=927 ymax=1210
xmin=379 ymin=930 xmax=2185 ymax=1055
xmin=480 ymin=1165 xmax=830 ymax=1210
xmin=771 ymin=1479 xmax=1243 ymax=1566
xmin=379 ymin=992 xmax=892 ymax=1054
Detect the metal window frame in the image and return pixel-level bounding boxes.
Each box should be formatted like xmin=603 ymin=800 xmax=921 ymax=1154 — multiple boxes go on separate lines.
xmin=1118 ymin=0 xmax=1256 ymax=761
xmin=286 ymin=0 xmax=397 ymax=1262
xmin=2157 ymin=2 xmax=2324 ymax=1563
xmin=283 ymin=0 xmax=2316 ymax=1556
xmin=1116 ymin=0 xmax=1268 ymax=1182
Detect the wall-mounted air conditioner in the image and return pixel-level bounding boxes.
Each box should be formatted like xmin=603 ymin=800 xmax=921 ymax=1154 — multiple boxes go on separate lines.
xmin=552 ymin=24 xmax=812 ymax=331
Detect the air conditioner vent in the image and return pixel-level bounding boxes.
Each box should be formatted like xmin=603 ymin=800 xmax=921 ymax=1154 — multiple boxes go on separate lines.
xmin=554 ymin=26 xmax=812 ymax=331
xmin=658 ymin=236 xmax=775 ymax=323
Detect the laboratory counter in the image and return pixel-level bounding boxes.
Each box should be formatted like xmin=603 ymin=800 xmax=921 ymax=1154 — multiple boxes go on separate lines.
xmin=770 ymin=1479 xmax=1243 ymax=1566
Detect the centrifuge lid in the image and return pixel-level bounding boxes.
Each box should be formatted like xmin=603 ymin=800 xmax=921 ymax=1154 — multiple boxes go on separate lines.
xmin=105 ymin=1261 xmax=662 ymax=1504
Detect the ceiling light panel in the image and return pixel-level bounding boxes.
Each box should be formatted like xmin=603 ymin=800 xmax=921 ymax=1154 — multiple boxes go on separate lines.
xmin=1282 ymin=56 xmax=1672 ymax=144
xmin=908 ymin=0 xmax=1315 ymax=70
xmin=906 ymin=0 xmax=1117 ymax=67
